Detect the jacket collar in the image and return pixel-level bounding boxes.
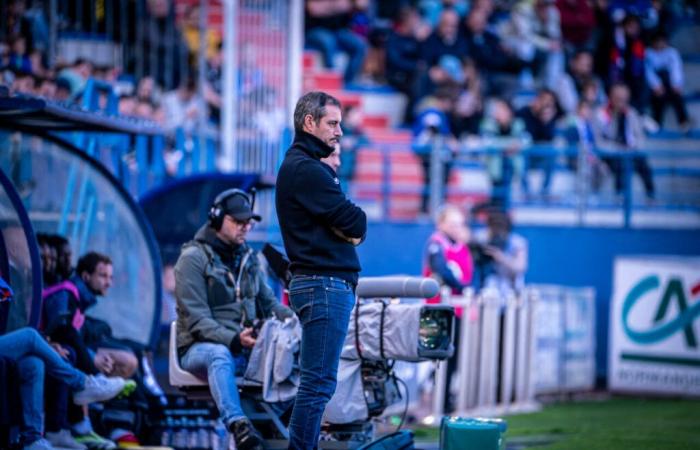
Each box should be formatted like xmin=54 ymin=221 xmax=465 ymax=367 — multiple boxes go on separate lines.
xmin=194 ymin=224 xmax=245 ymax=264
xmin=291 ymin=131 xmax=335 ymax=160
xmin=70 ymin=275 xmax=98 ymax=311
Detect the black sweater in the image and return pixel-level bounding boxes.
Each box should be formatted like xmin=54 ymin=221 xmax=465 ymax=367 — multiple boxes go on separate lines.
xmin=276 ymin=131 xmax=367 ymax=285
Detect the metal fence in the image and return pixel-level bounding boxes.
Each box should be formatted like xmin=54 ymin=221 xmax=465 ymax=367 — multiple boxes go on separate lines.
xmin=349 ymin=140 xmax=700 ymax=227
xmin=4 ymin=0 xmax=302 ymax=178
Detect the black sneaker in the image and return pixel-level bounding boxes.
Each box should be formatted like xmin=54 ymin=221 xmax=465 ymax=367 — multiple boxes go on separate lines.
xmin=230 ymin=419 xmax=264 ymax=450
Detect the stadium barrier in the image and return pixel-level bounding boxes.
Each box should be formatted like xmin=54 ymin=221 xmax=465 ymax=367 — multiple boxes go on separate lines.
xmin=432 ymin=287 xmax=540 ymax=418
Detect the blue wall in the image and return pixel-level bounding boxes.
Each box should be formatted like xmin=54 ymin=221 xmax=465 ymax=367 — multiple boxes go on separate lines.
xmin=357 ymin=223 xmax=700 ymax=379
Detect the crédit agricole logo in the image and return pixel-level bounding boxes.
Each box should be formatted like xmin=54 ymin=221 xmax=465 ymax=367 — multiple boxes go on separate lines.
xmin=621 ymin=275 xmax=700 ymax=366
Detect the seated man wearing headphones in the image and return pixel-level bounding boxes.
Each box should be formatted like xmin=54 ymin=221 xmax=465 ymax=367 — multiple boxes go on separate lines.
xmin=174 ymin=188 xmax=294 ymax=450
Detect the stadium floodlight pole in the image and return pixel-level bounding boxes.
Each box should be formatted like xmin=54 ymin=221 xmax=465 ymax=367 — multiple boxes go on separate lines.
xmin=288 ymin=0 xmax=303 ymax=122
xmin=197 ymin=0 xmax=209 ymax=173
xmin=221 ymin=0 xmax=239 ymax=172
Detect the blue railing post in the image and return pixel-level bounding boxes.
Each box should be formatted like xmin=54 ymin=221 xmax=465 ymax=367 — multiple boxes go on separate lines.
xmin=151 ymin=135 xmax=166 ymax=184
xmin=136 ymin=134 xmax=148 ymax=195
xmin=381 ymin=145 xmax=391 ymax=220
xmin=622 ymin=152 xmax=633 ymax=228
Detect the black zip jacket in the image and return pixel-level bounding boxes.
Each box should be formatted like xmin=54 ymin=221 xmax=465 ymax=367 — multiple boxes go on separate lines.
xmin=276 ymin=131 xmax=367 ymax=285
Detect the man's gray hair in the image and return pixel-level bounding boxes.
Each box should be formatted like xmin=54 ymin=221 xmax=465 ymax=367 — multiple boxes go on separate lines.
xmin=293 ymin=91 xmax=342 ymax=132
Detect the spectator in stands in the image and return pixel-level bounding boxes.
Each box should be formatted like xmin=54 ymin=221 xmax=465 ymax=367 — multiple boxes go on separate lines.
xmin=54 ymin=78 xmax=71 ymax=102
xmin=385 ymin=5 xmax=428 ymax=124
xmin=336 ymin=104 xmax=367 ymax=192
xmin=517 ymin=88 xmax=562 ymax=197
xmin=118 ymin=95 xmax=138 ymax=116
xmin=36 ymin=77 xmax=56 ymax=99
xmin=204 ymin=42 xmax=223 ymax=124
xmin=56 ymin=58 xmax=93 ymax=99
xmin=413 ymin=87 xmax=459 ymax=214
xmin=161 ymin=77 xmax=202 ymax=134
xmin=563 ymin=100 xmax=608 ymax=194
xmin=422 ymin=203 xmax=473 ymax=412
xmin=180 ymin=4 xmax=221 ymax=67
xmin=609 ymin=14 xmax=648 ymax=112
xmin=645 ymin=31 xmax=691 ymax=131
xmin=556 ymin=50 xmax=606 ymax=114
xmin=462 ymin=7 xmax=524 ymax=84
xmin=593 ymin=83 xmax=655 ymax=200
xmin=556 ymin=0 xmax=596 ymax=54
xmin=135 ymin=99 xmax=155 ymax=120
xmin=174 ymin=188 xmax=293 ymax=450
xmin=305 ymin=0 xmax=368 ymax=83
xmin=451 ymin=58 xmax=484 ymax=137
xmin=472 ymin=207 xmax=528 ymax=293
xmin=135 ymin=0 xmax=188 ymax=91
xmin=420 ymin=8 xmax=469 ymax=93
xmin=4 ymin=36 xmax=32 ymax=74
xmin=0 ymin=327 xmax=126 ymax=450
xmin=136 ymin=76 xmax=161 ymax=107
xmin=420 ymin=0 xmax=469 ymax=27
xmin=502 ymin=0 xmax=564 ymax=88
xmin=480 ymin=98 xmax=531 ymax=207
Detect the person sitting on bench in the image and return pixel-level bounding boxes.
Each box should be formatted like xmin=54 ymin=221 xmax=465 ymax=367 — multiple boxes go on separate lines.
xmin=174 ymin=188 xmax=293 ymax=450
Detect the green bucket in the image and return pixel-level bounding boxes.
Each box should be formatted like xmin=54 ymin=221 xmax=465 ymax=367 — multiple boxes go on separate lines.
xmin=439 ymin=416 xmax=507 ymax=450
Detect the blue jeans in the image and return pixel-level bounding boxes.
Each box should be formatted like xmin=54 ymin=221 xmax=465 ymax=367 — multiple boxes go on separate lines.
xmin=18 ymin=356 xmax=44 ymax=443
xmin=305 ymin=28 xmax=367 ymax=83
xmin=180 ymin=343 xmax=246 ymax=426
xmin=287 ymin=275 xmax=355 ymax=450
xmin=0 ymin=328 xmax=86 ymax=443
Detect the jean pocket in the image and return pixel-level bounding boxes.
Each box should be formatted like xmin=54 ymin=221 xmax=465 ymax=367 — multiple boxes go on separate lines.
xmin=289 ymin=287 xmax=314 ymax=317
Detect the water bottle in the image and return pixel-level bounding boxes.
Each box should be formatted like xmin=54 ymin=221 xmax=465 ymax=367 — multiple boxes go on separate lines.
xmin=172 ymin=418 xmax=187 ymax=449
xmin=195 ymin=416 xmax=209 ymax=449
xmin=160 ymin=416 xmax=174 ymax=446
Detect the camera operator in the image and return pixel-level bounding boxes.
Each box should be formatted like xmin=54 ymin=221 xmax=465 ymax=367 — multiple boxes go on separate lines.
xmin=471 ymin=208 xmax=528 ymax=295
xmin=174 ymin=189 xmax=293 ymax=450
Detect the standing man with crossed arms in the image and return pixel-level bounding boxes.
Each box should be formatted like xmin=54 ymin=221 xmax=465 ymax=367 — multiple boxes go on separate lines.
xmin=276 ymin=91 xmax=367 ymax=449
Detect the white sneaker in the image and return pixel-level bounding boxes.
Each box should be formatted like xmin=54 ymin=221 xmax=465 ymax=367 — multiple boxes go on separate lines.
xmin=46 ymin=429 xmax=87 ymax=450
xmin=23 ymin=438 xmax=55 ymax=450
xmin=73 ymin=374 xmax=126 ymax=405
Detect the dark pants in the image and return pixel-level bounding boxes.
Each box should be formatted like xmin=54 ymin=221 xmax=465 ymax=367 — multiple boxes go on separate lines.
xmin=521 ymin=154 xmax=555 ymax=196
xmin=287 ymin=275 xmax=355 ymax=450
xmin=419 ymin=153 xmax=452 ymax=214
xmin=45 ymin=346 xmax=77 ymax=432
xmin=491 ymin=157 xmax=514 ymax=208
xmin=602 ymin=154 xmax=655 ymax=199
xmin=305 ymin=28 xmax=368 ymax=83
xmin=650 ymin=89 xmax=689 ymax=127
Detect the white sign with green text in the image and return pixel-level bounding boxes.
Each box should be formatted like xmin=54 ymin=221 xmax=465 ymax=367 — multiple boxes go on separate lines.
xmin=609 ymin=256 xmax=700 ymax=396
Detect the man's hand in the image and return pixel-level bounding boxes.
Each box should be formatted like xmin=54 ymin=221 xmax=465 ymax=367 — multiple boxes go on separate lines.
xmin=331 ymin=227 xmax=362 ymax=246
xmin=239 ymin=327 xmax=257 ymax=349
xmin=94 ymin=351 xmax=114 ymax=374
xmin=50 ymin=342 xmax=70 ymax=360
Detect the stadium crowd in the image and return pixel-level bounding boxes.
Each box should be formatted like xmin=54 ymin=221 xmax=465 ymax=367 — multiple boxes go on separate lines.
xmin=1 ymin=0 xmax=697 ymax=206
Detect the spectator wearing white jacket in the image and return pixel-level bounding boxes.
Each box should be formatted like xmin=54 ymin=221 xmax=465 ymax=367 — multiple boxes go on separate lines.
xmin=645 ymin=31 xmax=690 ymax=130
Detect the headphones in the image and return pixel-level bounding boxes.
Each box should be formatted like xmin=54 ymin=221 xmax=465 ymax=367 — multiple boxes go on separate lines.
xmin=208 ymin=188 xmax=257 ymax=231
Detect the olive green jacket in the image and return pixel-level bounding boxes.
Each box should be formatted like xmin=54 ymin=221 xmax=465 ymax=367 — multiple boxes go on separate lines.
xmin=175 ymin=225 xmax=292 ymax=356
